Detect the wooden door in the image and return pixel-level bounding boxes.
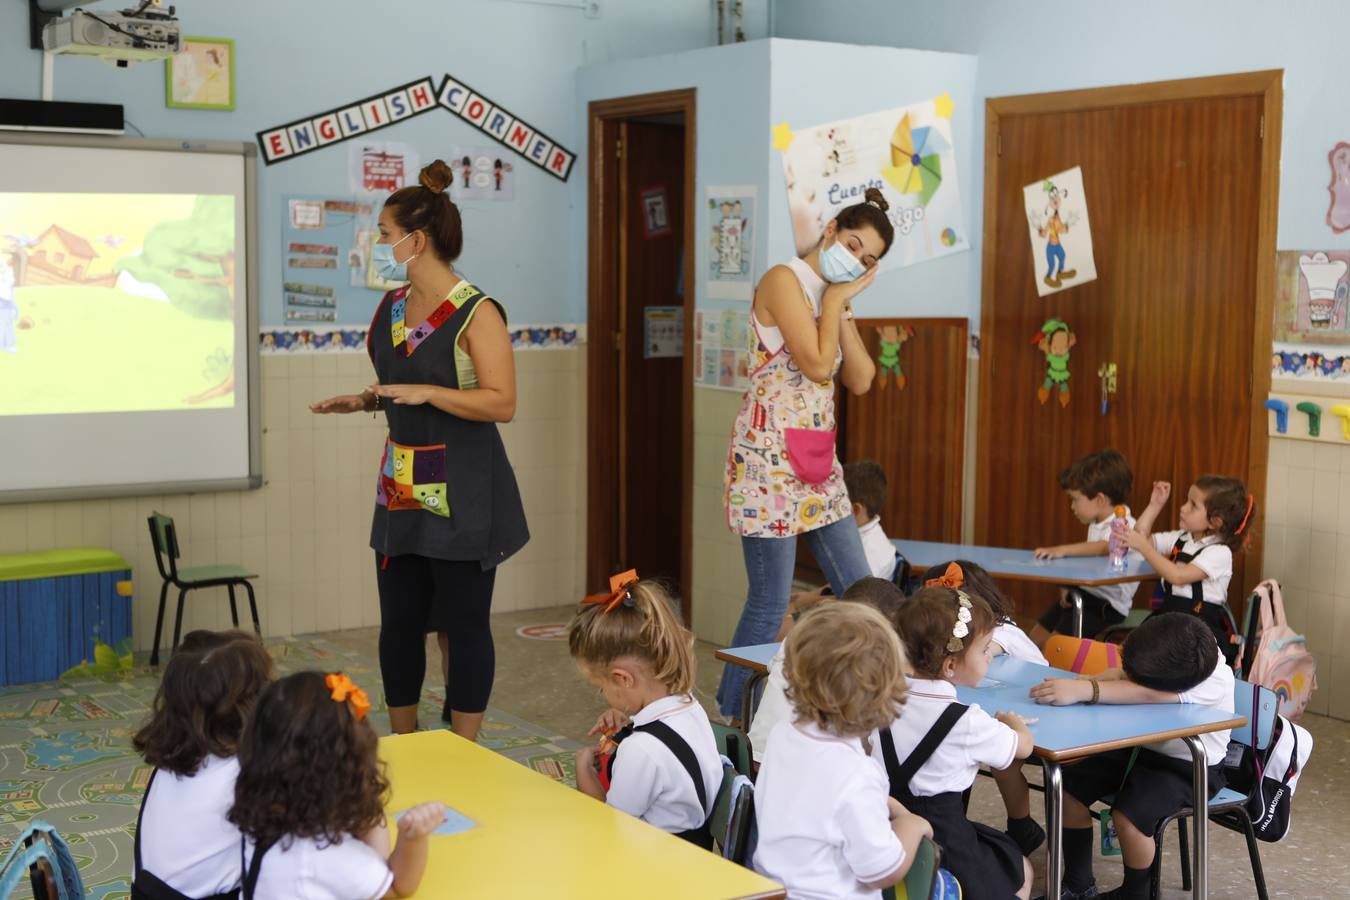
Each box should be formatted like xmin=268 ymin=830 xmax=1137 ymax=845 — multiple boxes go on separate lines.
xmin=619 ymin=121 xmax=686 ymax=584
xmin=838 ymin=318 xmax=968 ymax=542
xmin=977 ymin=74 xmax=1281 ymax=616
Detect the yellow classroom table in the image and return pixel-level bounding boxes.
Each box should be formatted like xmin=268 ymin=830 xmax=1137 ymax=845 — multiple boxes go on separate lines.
xmin=380 ymin=730 xmax=785 ymax=899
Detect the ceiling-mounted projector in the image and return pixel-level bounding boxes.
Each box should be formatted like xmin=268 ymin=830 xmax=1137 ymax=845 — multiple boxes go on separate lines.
xmin=40 ymin=4 xmax=181 ymax=65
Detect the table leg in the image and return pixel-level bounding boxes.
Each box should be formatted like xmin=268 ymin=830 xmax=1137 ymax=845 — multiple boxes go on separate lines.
xmin=740 ymin=671 xmax=767 ymax=730
xmin=1184 ymin=735 xmax=1208 ymax=898
xmin=1042 ymin=759 xmax=1063 ymax=898
xmin=1070 ymin=589 xmax=1085 ymax=638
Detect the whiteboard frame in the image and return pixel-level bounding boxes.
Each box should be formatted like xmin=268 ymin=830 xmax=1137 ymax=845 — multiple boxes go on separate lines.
xmin=0 ymin=134 xmax=262 ymax=503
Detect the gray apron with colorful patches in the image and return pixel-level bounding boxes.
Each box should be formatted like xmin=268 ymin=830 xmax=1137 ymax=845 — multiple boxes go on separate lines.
xmin=367 ymin=283 xmax=528 ymax=569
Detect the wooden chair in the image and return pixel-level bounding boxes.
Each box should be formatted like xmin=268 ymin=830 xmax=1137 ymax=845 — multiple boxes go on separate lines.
xmin=147 ymin=512 xmax=260 ymax=665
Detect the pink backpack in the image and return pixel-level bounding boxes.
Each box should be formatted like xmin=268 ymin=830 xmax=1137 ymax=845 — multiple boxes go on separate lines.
xmin=1242 ymin=580 xmax=1318 ymax=720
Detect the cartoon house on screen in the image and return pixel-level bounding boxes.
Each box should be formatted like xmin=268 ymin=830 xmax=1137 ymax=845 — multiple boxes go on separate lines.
xmin=25 ymin=225 xmax=115 ymax=288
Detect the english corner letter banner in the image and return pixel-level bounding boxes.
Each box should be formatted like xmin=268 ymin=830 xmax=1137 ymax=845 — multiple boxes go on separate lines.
xmin=257 ymin=77 xmax=439 ymax=165
xmin=437 ymin=75 xmax=576 ymax=183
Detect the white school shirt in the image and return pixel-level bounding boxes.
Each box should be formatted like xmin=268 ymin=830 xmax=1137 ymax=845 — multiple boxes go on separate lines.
xmin=1152 ymin=530 xmax=1234 ymax=605
xmin=1147 ymin=649 xmax=1236 ymax=764
xmin=871 ymin=678 xmax=1020 ymax=796
xmin=1083 ymin=507 xmax=1141 ymax=616
xmin=241 ymin=833 xmax=392 ymax=900
xmin=139 ymin=755 xmax=243 ymax=897
xmin=754 ymin=720 xmax=905 ymax=900
xmin=859 ymin=517 xmax=898 ymax=581
xmin=748 ymin=645 xmax=791 ymax=763
xmin=993 ymin=622 xmax=1049 ymax=665
xmin=606 ymin=694 xmax=721 ymax=833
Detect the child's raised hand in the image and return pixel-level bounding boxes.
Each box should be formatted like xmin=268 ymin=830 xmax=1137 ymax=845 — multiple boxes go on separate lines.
xmin=587 ymin=708 xmax=630 ymax=738
xmin=396 ymin=802 xmax=447 ymax=840
xmin=1033 ymin=546 xmax=1063 ymax=560
xmin=1149 ymin=481 xmax=1171 ymax=509
xmin=1029 ymin=677 xmax=1092 ymax=706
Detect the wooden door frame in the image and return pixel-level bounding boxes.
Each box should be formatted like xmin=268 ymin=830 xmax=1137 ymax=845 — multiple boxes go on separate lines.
xmin=975 ymin=70 xmax=1282 ymax=594
xmin=586 ymin=88 xmax=697 ymax=621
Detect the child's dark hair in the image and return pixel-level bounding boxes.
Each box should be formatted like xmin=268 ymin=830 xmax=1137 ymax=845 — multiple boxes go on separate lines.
xmin=568 ymin=579 xmax=695 ymax=695
xmin=133 ymin=630 xmax=272 ymax=777
xmin=834 ymin=187 xmax=895 ymax=258
xmin=841 ymin=576 xmax=905 ymax=626
xmin=229 ymin=671 xmax=387 ymax=849
xmin=1122 ymin=613 xmax=1218 ymax=693
xmin=1058 ymin=448 xmax=1133 ymax=504
xmin=843 ymin=459 xmax=888 ymax=520
xmin=1195 ymin=474 xmax=1255 ymax=550
xmin=895 ymin=587 xmax=997 ymax=678
xmin=922 ymin=560 xmax=1013 ymax=624
xmin=383 ymin=159 xmax=463 ymax=262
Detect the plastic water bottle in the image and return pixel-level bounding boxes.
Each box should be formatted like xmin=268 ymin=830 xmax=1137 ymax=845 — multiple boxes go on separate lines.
xmin=1108 ymin=505 xmax=1129 ymax=571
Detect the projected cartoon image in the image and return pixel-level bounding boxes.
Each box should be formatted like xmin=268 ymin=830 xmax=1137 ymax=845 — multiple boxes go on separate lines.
xmin=0 ymin=194 xmax=237 ymax=415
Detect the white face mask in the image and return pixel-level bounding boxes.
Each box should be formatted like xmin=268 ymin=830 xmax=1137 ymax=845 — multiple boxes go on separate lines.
xmin=818 ymin=236 xmax=866 ymax=283
xmin=373 ymin=232 xmax=417 ymax=282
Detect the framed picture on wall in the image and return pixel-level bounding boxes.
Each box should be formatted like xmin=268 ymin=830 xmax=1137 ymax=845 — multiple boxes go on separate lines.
xmin=640 ymin=185 xmax=671 ymax=239
xmin=165 ymin=37 xmax=235 ymax=111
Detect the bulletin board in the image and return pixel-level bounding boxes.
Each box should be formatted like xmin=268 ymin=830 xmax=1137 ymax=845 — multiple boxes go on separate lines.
xmin=280 ymin=194 xmax=391 ymax=327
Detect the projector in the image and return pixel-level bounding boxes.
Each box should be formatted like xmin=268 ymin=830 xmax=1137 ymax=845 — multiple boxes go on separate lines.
xmin=42 ymin=7 xmax=181 ymax=64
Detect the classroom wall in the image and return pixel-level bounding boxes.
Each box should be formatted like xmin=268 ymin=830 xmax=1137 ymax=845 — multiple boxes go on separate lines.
xmin=772 ymin=1 xmax=1350 ymax=714
xmin=0 ymin=1 xmax=766 ymax=647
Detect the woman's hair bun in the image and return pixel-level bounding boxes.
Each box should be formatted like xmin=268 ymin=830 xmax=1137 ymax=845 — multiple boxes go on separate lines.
xmin=419 ymin=159 xmax=454 ymax=195
xmin=863 ymin=187 xmax=889 ymax=213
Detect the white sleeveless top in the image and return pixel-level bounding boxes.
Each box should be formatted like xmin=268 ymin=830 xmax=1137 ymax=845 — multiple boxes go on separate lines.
xmin=750 ymin=258 xmax=824 ymax=354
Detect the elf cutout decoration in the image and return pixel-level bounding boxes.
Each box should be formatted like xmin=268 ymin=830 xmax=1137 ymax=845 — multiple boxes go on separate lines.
xmin=1034 ymin=318 xmax=1075 ymax=407
xmin=877 ymin=324 xmax=915 ymax=389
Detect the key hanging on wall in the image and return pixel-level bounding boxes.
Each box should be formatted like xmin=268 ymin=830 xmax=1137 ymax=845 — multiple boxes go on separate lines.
xmin=1097 ymin=362 xmax=1117 ymax=416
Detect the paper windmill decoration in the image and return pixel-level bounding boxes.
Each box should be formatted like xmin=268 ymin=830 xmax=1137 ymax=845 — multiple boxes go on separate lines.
xmin=881 ymin=113 xmax=950 ymax=206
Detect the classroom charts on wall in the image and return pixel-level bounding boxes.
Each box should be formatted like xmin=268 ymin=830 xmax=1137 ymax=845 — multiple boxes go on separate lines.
xmin=1023 ymin=166 xmax=1098 ymax=297
xmin=1272 ymin=251 xmax=1350 ymax=392
xmin=693 ymin=308 xmax=751 ymax=392
xmin=280 ymin=195 xmax=399 ymax=327
xmin=449 ymin=146 xmax=514 ymax=201
xmin=776 ymin=93 xmax=967 ymax=272
xmin=706 ymin=185 xmax=756 ymax=300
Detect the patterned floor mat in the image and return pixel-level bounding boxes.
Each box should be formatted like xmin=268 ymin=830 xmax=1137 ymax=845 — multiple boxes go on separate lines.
xmin=0 ymin=636 xmax=582 ymax=899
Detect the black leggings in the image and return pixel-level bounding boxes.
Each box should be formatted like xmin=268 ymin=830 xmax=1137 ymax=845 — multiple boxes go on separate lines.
xmin=376 ymin=553 xmax=497 ymax=711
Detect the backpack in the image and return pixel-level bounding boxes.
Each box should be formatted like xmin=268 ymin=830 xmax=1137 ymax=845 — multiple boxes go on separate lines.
xmin=1241 ymin=579 xmax=1318 ymax=720
xmin=1225 ymin=684 xmax=1314 ymax=842
xmin=0 ymin=819 xmax=85 ymax=900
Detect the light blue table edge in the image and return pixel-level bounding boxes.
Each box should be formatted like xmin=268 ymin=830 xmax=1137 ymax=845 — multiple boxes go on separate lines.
xmin=893 ymin=538 xmax=1158 ymax=586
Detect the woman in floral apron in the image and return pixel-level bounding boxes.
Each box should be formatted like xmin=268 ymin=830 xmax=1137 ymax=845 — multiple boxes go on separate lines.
xmin=312 ymin=161 xmax=528 ymax=740
xmin=718 ymin=188 xmax=896 ymax=720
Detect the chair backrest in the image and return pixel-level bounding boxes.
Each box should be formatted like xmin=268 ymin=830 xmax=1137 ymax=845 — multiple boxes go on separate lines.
xmin=891 ymin=552 xmax=913 ymax=596
xmin=1043 ymin=634 xmax=1121 ymax=675
xmin=708 ymin=758 xmax=738 ymax=858
xmin=881 ymin=836 xmax=940 ymax=900
xmin=725 ymin=778 xmax=755 ymax=866
xmin=711 ymin=722 xmax=753 ymax=777
xmin=1232 ymin=679 xmax=1279 ymax=751
xmin=146 ymin=512 xmax=180 ymax=579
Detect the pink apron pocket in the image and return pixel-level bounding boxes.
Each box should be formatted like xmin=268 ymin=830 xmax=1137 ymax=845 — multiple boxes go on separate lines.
xmin=783 ymin=428 xmax=837 ymax=485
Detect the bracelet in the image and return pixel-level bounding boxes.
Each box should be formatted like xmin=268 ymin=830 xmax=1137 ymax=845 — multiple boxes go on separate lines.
xmin=1087 ymin=679 xmax=1100 ymax=705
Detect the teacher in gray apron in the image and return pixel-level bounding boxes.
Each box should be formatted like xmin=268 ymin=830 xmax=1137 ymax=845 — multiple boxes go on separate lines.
xmin=312 ymin=160 xmax=528 ymax=739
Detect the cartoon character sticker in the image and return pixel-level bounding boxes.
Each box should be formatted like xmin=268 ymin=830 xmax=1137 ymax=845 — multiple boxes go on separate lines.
xmin=876 ymin=324 xmax=915 ymax=389
xmin=1034 ymin=318 xmax=1076 ymax=407
xmin=1023 ymin=166 xmax=1098 ymax=297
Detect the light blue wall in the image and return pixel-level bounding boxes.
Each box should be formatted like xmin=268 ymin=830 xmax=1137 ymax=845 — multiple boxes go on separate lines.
xmin=575 ymin=40 xmax=774 ymax=319
xmin=0 ymin=0 xmax=769 ymax=325
xmin=772 ymin=0 xmax=1350 ymax=320
xmin=767 ymin=39 xmax=978 ymax=319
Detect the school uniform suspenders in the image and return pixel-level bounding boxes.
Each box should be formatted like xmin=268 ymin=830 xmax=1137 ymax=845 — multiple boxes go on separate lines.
xmin=132 ymin=769 xmax=240 ymax=900
xmin=877 ymin=702 xmax=969 ymax=802
xmin=1161 ymin=536 xmax=1215 ymax=607
xmin=238 ymin=837 xmax=276 ymax=900
xmin=610 ymin=719 xmax=715 ymax=849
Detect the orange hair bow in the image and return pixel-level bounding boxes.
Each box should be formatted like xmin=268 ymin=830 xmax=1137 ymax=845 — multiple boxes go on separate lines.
xmin=582 ymin=569 xmax=639 ymax=615
xmin=326 ymin=672 xmax=371 ymax=722
xmin=924 ymin=562 xmax=965 ymax=590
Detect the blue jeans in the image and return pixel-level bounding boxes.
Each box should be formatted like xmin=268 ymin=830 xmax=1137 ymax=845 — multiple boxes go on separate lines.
xmin=1046 ymin=241 xmax=1066 ymax=277
xmin=716 ymin=515 xmax=872 ymax=718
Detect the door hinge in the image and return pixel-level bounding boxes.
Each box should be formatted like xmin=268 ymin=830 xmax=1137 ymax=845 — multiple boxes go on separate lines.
xmin=1259 ymin=115 xmax=1264 ymax=139
xmin=996 ymin=132 xmax=1002 ymax=157
xmin=615 ymin=136 xmax=623 ymax=159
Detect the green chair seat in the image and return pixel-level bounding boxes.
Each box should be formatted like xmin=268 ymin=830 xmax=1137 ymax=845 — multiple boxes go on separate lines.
xmin=178 ymin=564 xmax=258 ymax=583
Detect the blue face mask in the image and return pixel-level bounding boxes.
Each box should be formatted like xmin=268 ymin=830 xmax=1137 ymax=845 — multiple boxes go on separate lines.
xmin=818 ymin=237 xmax=866 ymax=283
xmin=373 ymin=232 xmax=416 ymax=282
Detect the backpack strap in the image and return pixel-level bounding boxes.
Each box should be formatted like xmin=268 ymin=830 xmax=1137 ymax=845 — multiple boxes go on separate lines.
xmin=133 ymin=767 xmax=158 ymax=877
xmin=878 ymin=703 xmax=969 ymax=795
xmin=632 ymin=720 xmax=710 ymax=815
xmin=239 ymin=838 xmax=275 ymax=900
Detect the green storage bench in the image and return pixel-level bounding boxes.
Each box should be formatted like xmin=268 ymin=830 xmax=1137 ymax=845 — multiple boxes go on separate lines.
xmin=0 ymin=548 xmax=133 ymax=685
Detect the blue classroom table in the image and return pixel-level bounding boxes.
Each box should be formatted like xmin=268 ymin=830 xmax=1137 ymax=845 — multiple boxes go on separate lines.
xmin=714 ymin=649 xmax=1242 ymax=899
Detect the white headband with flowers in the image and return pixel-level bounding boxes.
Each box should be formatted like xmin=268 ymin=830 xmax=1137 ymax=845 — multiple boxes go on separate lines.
xmin=946 ymin=590 xmax=974 ymax=653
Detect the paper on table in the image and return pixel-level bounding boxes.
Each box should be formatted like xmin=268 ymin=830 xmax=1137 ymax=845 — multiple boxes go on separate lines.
xmin=396 ymin=805 xmax=476 ymax=837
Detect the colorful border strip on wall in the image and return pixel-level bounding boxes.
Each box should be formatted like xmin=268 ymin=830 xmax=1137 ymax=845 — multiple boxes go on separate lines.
xmin=436 ymin=75 xmax=576 ymax=182
xmin=257 ymin=77 xmax=439 ymax=165
xmin=260 ymin=325 xmax=585 ymax=354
